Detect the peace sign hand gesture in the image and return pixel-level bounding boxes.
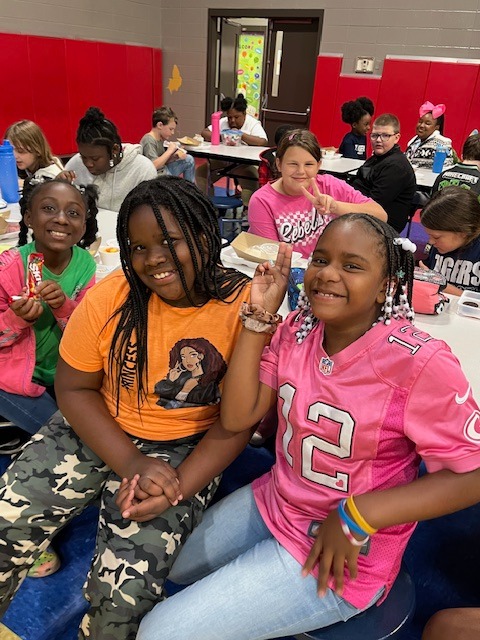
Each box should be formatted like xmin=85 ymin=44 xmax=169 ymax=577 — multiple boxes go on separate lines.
xmin=250 ymin=242 xmax=292 ymax=314
xmin=301 ymin=178 xmax=338 ymax=215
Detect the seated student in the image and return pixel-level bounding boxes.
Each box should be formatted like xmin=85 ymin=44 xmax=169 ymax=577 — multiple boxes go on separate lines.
xmin=352 ymin=114 xmax=416 ymax=232
xmin=63 ymin=107 xmax=157 ymax=211
xmin=6 ymin=120 xmax=63 ymax=182
xmin=6 ymin=120 xmax=64 ymax=220
xmin=0 ymin=176 xmax=252 ymax=640
xmin=248 ymin=129 xmax=387 ymax=258
xmin=338 ymin=96 xmax=374 ymax=160
xmin=136 ymin=216 xmax=480 ymax=640
xmin=422 ymin=608 xmax=480 ymax=640
xmin=0 ymin=178 xmax=97 ymax=575
xmin=258 ymin=124 xmax=296 ymax=187
xmin=420 ymin=186 xmax=480 ymax=295
xmin=405 ymin=101 xmax=453 ymax=170
xmin=196 ymin=94 xmax=268 ymax=205
xmin=140 ymin=106 xmax=195 ymax=183
xmin=432 ymin=133 xmax=480 ymax=195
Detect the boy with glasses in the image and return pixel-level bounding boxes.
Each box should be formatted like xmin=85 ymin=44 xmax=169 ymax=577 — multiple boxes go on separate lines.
xmin=352 ymin=114 xmax=416 ymax=232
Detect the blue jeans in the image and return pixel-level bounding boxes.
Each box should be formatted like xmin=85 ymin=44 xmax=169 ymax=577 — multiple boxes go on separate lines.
xmin=138 ymin=485 xmax=373 ymax=640
xmin=0 ymin=389 xmax=58 ymax=434
xmin=165 ymin=154 xmax=195 ymax=183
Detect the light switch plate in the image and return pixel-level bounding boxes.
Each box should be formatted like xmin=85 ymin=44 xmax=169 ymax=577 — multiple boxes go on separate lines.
xmin=355 ymin=57 xmax=375 ymax=73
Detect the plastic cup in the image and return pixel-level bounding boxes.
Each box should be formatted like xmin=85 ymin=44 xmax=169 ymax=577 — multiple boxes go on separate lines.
xmin=99 ymin=246 xmax=121 ymax=266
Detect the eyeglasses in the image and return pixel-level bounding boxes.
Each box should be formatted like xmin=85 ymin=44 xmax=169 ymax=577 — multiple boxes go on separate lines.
xmin=370 ymin=133 xmax=398 ymax=141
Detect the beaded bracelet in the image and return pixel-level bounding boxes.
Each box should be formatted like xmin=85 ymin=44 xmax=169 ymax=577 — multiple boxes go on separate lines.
xmin=339 ymin=520 xmax=370 ymax=547
xmin=346 ymin=495 xmax=378 ymax=535
xmin=337 ymin=499 xmax=369 ymax=538
xmin=240 ymin=302 xmax=282 ymax=335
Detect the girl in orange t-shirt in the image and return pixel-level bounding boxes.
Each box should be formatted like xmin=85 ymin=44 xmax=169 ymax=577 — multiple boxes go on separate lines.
xmin=0 ymin=176 xmax=251 ymax=640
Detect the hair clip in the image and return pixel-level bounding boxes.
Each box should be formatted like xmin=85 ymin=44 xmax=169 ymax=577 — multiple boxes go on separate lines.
xmin=393 ymin=237 xmax=417 ymax=253
xmin=288 ymin=133 xmax=296 ymax=141
xmin=395 ymin=268 xmax=405 ymax=279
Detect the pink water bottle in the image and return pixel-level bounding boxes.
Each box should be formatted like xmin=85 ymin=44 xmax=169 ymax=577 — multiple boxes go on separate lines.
xmin=211 ymin=111 xmax=222 ymax=145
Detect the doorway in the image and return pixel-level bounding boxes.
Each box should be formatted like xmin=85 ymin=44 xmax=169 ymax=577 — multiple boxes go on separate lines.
xmin=206 ymin=10 xmax=324 ymax=144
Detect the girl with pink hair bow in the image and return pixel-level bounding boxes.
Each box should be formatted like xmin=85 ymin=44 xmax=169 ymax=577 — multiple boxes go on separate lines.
xmin=405 ymin=101 xmax=453 ymax=170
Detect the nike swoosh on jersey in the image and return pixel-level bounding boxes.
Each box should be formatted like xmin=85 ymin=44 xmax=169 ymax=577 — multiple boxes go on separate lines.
xmin=455 ymin=384 xmax=471 ymax=404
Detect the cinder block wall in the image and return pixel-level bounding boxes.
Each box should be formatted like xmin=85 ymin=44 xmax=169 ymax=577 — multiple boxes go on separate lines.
xmin=1 ymin=0 xmax=479 ymax=138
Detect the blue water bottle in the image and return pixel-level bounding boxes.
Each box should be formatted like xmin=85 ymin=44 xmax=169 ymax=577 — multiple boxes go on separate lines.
xmin=432 ymin=145 xmax=447 ymax=173
xmin=0 ymin=140 xmax=19 ymax=203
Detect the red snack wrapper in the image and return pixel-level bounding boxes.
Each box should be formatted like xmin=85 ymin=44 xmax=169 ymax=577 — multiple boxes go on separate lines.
xmin=27 ymin=253 xmax=44 ymax=298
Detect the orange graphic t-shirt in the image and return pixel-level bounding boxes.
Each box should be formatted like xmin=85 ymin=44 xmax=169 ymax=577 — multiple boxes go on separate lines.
xmin=60 ymin=270 xmax=250 ymax=441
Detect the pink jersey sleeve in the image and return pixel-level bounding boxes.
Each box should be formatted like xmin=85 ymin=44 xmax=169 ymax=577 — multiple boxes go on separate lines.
xmin=248 ymin=186 xmax=282 ymax=241
xmin=405 ymin=348 xmax=480 ymax=473
xmin=317 ymin=173 xmax=372 ymax=204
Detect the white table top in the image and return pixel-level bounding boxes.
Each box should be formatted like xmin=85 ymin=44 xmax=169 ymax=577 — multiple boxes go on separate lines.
xmin=319 ymin=158 xmax=434 ymax=190
xmin=413 ymin=167 xmax=436 ymax=189
xmin=97 ymin=208 xmax=119 ymax=243
xmin=185 ymin=142 xmax=269 ymax=165
xmin=320 ymin=157 xmax=364 ymax=175
xmin=220 ymin=247 xmax=480 ymax=401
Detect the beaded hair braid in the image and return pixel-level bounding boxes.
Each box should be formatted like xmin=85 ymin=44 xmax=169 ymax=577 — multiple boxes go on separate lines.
xmin=295 ymin=214 xmax=415 ymax=344
xmin=18 ymin=177 xmax=99 ymax=249
xmin=108 ymin=175 xmax=250 ymax=410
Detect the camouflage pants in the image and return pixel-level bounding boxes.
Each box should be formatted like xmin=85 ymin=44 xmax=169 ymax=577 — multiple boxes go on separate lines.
xmin=0 ymin=411 xmax=220 ymax=640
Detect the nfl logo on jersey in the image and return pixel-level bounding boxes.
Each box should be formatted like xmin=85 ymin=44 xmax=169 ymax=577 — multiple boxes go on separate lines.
xmin=319 ymin=356 xmax=334 ymax=376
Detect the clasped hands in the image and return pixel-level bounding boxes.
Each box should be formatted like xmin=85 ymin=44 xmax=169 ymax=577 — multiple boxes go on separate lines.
xmin=116 ymin=456 xmax=183 ymax=523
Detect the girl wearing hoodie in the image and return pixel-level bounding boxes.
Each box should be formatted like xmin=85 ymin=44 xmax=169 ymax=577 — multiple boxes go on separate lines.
xmin=63 ymin=107 xmax=157 ymax=211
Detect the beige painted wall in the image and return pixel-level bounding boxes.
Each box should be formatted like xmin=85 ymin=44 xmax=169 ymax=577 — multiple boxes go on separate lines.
xmin=1 ymin=0 xmax=480 ymax=137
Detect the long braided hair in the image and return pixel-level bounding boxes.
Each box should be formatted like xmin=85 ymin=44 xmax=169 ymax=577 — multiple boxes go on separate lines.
xmin=108 ymin=175 xmax=250 ymax=409
xmin=18 ymin=178 xmax=99 ymax=249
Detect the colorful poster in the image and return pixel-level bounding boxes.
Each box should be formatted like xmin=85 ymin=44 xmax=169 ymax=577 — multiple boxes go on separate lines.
xmin=236 ymin=33 xmax=264 ymax=118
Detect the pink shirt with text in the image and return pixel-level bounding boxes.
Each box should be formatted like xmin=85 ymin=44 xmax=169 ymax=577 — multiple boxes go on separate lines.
xmin=253 ymin=315 xmax=480 ymax=609
xmin=248 ymin=174 xmax=373 ymax=258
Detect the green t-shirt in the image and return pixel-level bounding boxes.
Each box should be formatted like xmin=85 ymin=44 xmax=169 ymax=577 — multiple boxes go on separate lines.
xmin=19 ymin=242 xmax=96 ymax=386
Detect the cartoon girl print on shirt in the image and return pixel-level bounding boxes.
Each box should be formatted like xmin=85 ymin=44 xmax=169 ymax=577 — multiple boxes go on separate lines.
xmin=154 ymin=338 xmax=227 ymax=409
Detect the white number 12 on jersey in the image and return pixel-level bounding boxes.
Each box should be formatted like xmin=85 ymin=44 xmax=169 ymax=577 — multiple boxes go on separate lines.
xmin=279 ymin=383 xmax=354 ymax=492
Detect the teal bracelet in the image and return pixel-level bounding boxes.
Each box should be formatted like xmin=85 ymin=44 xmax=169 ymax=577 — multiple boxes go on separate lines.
xmin=338 ymin=499 xmax=369 ymax=538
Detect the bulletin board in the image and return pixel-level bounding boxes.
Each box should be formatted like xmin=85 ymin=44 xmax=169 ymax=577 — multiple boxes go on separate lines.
xmin=236 ymin=33 xmax=264 ymax=118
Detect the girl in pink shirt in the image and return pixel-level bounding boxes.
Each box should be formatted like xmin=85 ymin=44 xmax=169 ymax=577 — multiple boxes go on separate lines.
xmin=136 ymin=215 xmax=480 ymax=640
xmin=248 ymin=129 xmax=387 ymax=258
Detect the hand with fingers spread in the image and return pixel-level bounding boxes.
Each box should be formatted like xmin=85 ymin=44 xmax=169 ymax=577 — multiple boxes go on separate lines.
xmin=250 ymin=242 xmax=293 ymax=314
xmin=302 ymin=508 xmax=361 ymax=597
xmin=301 ymin=177 xmax=339 ymax=216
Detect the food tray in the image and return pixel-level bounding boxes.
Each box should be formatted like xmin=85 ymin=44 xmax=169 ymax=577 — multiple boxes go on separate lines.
xmin=457 ymin=290 xmax=480 ymax=319
xmin=230 ymin=231 xmax=302 ymax=264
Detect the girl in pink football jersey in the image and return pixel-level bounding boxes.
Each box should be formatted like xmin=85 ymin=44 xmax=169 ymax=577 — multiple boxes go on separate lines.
xmin=132 ymin=213 xmax=480 ymax=640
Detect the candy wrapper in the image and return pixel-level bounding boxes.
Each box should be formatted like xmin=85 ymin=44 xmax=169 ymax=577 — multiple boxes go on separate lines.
xmin=27 ymin=252 xmax=44 ymax=298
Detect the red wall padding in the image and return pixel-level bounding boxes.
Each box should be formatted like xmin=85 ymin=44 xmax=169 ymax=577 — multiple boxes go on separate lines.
xmin=376 ymin=58 xmax=431 ymax=150
xmin=0 ymin=32 xmax=162 ymax=156
xmin=310 ymin=55 xmax=480 ymax=154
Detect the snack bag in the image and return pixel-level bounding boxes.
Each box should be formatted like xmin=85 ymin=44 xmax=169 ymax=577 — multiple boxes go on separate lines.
xmin=27 ymin=252 xmax=44 ymax=298
xmin=288 ymin=267 xmax=305 ymax=311
xmin=412 ymin=266 xmax=449 ymax=314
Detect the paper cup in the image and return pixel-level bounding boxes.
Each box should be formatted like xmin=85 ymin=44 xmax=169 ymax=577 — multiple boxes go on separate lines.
xmin=106 ymin=238 xmax=119 ymax=248
xmin=99 ymin=246 xmax=121 ymax=266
